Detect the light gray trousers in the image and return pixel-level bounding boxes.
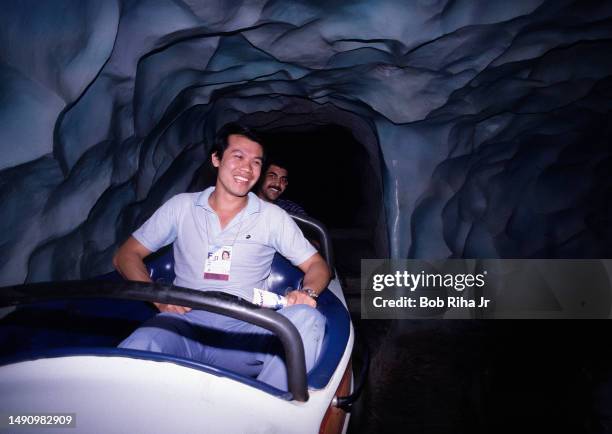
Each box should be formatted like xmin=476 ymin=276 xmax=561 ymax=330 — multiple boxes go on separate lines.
xmin=119 ymin=304 xmax=326 ymax=391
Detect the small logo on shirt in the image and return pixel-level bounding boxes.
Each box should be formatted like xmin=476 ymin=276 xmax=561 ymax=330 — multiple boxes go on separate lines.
xmin=245 ymin=234 xmax=251 ymax=239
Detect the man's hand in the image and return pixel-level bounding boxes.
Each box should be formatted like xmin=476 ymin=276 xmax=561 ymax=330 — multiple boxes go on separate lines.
xmin=153 ymin=303 xmax=192 ymax=314
xmin=286 ymin=290 xmax=317 ymax=308
xmin=293 ymin=252 xmax=330 ymax=308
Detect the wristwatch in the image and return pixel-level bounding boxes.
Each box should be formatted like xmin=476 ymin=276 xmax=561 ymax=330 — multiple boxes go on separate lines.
xmin=298 ymin=287 xmax=318 ymax=299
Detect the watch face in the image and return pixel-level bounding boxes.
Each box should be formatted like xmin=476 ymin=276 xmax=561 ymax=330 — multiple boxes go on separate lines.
xmin=301 ymin=288 xmax=317 ymax=298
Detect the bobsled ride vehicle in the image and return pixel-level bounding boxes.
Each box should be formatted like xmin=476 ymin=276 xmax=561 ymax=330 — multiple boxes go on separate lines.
xmin=0 ymin=214 xmax=365 ymax=434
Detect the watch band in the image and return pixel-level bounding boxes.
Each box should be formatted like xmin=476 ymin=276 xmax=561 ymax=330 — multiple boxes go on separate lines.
xmin=298 ymin=287 xmax=318 ymax=299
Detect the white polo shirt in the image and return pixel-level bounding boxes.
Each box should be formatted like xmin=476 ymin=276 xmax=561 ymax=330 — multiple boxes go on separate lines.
xmin=133 ymin=187 xmax=316 ymax=300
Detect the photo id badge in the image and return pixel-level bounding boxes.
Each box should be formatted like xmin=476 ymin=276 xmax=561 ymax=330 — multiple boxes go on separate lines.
xmin=203 ymin=245 xmax=233 ymax=281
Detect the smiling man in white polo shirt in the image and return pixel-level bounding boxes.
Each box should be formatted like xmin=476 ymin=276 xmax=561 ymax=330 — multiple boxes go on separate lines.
xmin=113 ymin=123 xmax=330 ymax=390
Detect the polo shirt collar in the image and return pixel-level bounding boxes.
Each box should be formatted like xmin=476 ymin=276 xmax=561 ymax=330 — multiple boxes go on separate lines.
xmin=195 ymin=186 xmax=261 ymax=215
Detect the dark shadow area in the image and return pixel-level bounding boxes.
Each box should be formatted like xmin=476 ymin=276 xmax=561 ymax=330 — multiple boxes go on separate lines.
xmin=259 ymin=125 xmax=386 ymax=277
xmin=349 ymin=319 xmax=612 ymax=434
xmin=0 ymin=299 xmax=157 ymax=356
xmin=259 ymin=125 xmax=368 ymax=229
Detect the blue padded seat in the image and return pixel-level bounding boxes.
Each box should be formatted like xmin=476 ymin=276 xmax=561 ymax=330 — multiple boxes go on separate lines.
xmin=0 ymin=247 xmax=350 ymax=393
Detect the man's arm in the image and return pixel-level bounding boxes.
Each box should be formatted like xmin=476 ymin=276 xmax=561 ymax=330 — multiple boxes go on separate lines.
xmin=113 ymin=236 xmax=191 ymax=314
xmin=113 ymin=236 xmax=153 ymax=282
xmin=286 ymin=252 xmax=331 ymax=307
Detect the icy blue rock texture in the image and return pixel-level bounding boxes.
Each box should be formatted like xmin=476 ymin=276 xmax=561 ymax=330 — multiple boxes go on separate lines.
xmin=1 ymin=0 xmax=611 ymax=284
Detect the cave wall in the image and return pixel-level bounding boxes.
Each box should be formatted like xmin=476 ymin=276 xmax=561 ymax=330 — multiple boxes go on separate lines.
xmin=1 ymin=0 xmax=611 ymax=284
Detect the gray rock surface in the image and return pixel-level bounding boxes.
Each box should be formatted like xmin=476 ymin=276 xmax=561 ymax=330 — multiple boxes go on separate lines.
xmin=0 ymin=0 xmax=611 ymax=284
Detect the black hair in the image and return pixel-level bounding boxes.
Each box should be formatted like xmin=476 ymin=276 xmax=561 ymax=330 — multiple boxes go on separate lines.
xmin=212 ymin=122 xmax=265 ymax=161
xmin=263 ymin=154 xmax=291 ymax=175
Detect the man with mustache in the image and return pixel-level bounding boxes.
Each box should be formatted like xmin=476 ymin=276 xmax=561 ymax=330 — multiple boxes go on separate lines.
xmin=257 ymin=157 xmax=308 ymax=217
xmin=113 ymin=123 xmax=329 ymax=391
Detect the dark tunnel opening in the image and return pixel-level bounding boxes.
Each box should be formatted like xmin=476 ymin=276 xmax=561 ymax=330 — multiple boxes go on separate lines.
xmin=257 ymin=124 xmax=388 ymax=277
xmin=259 ymin=125 xmax=368 ymax=229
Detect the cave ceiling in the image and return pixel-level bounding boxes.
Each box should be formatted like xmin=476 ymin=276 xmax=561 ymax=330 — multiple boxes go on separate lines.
xmin=1 ymin=0 xmax=611 ymax=284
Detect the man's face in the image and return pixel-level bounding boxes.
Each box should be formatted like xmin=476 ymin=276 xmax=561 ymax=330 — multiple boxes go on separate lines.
xmin=259 ymin=164 xmax=289 ymax=202
xmin=212 ymin=134 xmax=263 ymax=198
